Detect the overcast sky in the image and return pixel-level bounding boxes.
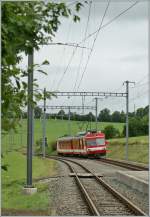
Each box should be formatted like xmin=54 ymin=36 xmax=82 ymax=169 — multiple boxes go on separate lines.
xmin=21 ymin=0 xmax=149 ymax=114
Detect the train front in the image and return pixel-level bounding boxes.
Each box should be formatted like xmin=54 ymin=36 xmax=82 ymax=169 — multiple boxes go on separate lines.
xmin=85 ymin=131 xmax=107 ymax=157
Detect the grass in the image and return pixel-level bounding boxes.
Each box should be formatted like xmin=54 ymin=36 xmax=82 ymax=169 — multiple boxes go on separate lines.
xmin=2 ymin=151 xmax=57 ymax=213
xmin=2 ymin=119 xmax=149 ymax=213
xmin=107 ymin=136 xmax=149 ymax=164
xmin=2 ymin=118 xmax=124 ymax=153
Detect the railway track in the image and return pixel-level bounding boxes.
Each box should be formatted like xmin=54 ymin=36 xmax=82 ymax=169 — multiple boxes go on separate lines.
xmin=50 ymin=155 xmax=148 ymax=171
xmin=47 ymin=156 xmax=147 ymax=216
xmin=96 ymin=158 xmax=148 ymax=171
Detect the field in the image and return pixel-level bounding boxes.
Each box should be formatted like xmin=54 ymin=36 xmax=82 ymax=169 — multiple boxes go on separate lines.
xmin=2 ymin=119 xmax=124 ymax=153
xmin=107 ymin=136 xmax=149 ymax=164
xmin=2 ymin=119 xmax=149 ymax=214
xmin=2 ymin=151 xmax=58 ymax=215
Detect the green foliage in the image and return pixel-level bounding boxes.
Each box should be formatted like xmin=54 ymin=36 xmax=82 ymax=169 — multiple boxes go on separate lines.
xmin=2 ymin=1 xmax=83 ymax=132
xmin=34 ymin=106 xmax=42 ymax=119
xmin=98 ymin=108 xmax=111 ymax=122
xmin=111 ymin=111 xmax=121 ymax=122
xmin=123 ymin=115 xmax=148 ymax=137
xmin=103 ymin=125 xmax=120 ymax=139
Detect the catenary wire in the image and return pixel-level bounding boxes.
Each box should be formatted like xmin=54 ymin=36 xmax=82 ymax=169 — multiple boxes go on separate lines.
xmin=55 ymin=0 xmax=139 ymax=91
xmin=78 ymin=0 xmax=139 ymax=45
xmin=73 ymin=0 xmax=92 ymax=91
xmin=76 ymin=0 xmax=111 ymax=90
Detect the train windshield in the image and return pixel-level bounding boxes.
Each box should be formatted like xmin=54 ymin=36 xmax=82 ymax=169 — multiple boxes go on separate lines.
xmin=86 ymin=138 xmax=105 ymax=146
xmin=96 ymin=138 xmax=105 ymax=145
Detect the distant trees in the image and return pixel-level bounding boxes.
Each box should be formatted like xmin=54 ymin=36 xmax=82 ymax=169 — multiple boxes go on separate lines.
xmin=49 ymin=105 xmax=148 ymax=125
xmin=111 ymin=111 xmax=121 ymax=122
xmin=98 ymin=108 xmax=111 ymax=122
xmin=34 ymin=106 xmax=42 ymax=119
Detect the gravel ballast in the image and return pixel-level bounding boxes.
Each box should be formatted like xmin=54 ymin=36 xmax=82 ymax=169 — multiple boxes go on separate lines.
xmin=48 ymin=160 xmax=90 ymax=216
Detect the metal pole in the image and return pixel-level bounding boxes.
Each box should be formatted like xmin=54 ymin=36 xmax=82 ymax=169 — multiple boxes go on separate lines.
xmin=20 ymin=114 xmax=23 ymax=149
xmin=82 ymin=96 xmax=85 ymax=114
xmin=90 ymin=113 xmax=92 ymax=131
xmin=42 ymin=88 xmax=46 ymax=158
xmin=32 ymin=109 xmax=34 ymax=156
xmin=95 ymin=98 xmax=98 ymax=131
xmin=68 ymin=106 xmax=71 ymax=135
xmin=125 ymin=81 xmax=129 ymax=161
xmin=27 ymin=49 xmax=33 ymax=187
xmin=123 ymin=80 xmax=135 ymax=161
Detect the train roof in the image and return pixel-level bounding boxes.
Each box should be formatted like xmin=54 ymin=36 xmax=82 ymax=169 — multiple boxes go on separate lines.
xmin=57 ymin=135 xmax=84 ymax=141
xmin=57 ymin=131 xmax=105 ymax=141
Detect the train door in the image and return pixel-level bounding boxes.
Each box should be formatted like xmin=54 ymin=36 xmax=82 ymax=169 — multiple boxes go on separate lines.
xmin=83 ymin=138 xmax=87 ymax=156
xmin=71 ymin=139 xmax=73 ymax=155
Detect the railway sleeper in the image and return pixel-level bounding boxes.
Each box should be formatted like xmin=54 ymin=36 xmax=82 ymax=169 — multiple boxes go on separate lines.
xmin=69 ymin=173 xmax=103 ymax=178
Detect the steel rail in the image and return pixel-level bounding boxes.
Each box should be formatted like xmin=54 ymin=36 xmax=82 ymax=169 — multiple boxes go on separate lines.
xmin=48 ymin=156 xmax=100 ymax=216
xmin=52 ymin=156 xmax=147 ymax=216
xmin=97 ymin=158 xmax=148 ymax=171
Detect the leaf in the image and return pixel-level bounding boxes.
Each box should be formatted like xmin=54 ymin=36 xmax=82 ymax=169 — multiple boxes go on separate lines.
xmin=75 ymin=2 xmax=83 ymax=12
xmin=37 ymin=69 xmax=47 ymax=75
xmin=73 ymin=15 xmax=80 ymax=22
xmin=16 ymin=79 xmax=21 ymax=89
xmin=42 ymin=60 xmax=50 ymax=65
xmin=2 ymin=164 xmax=8 ymax=171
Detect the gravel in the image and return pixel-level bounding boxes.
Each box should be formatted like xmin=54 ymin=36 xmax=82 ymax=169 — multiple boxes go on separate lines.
xmin=47 ymin=160 xmax=90 ymax=216
xmin=102 ymin=176 xmax=149 ymax=215
xmin=81 ymin=178 xmax=134 ymax=216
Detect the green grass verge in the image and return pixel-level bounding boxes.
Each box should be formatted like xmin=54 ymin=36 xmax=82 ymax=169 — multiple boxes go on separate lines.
xmin=107 ymin=136 xmax=149 ymax=164
xmin=2 ymin=151 xmax=57 ymax=213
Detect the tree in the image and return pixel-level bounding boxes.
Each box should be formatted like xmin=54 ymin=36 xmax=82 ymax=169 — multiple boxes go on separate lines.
xmin=2 ymin=1 xmax=84 ymax=132
xmin=58 ymin=110 xmax=65 ymax=116
xmin=122 ymin=116 xmax=148 ymax=137
xmin=34 ymin=106 xmax=42 ymax=119
xmin=98 ymin=108 xmax=111 ymax=122
xmin=87 ymin=112 xmax=95 ymax=122
xmin=111 ymin=111 xmax=121 ymax=122
xmin=120 ymin=110 xmax=126 ymax=123
xmin=136 ymin=108 xmax=144 ymax=118
xmin=143 ymin=105 xmax=149 ymax=116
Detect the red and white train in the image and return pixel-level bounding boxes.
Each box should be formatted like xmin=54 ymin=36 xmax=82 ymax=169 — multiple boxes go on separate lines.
xmin=57 ymin=130 xmax=108 ymax=158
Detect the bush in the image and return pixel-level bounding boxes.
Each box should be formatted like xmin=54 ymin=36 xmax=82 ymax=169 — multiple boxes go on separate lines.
xmin=50 ymin=141 xmax=57 ymax=151
xmin=35 ymin=138 xmax=42 ymax=154
xmin=103 ymin=125 xmax=120 ymax=139
xmin=122 ymin=116 xmax=148 ymax=137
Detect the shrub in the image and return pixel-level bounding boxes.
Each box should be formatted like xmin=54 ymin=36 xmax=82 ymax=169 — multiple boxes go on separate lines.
xmin=103 ymin=125 xmax=120 ymax=139
xmin=122 ymin=116 xmax=148 ymax=137
xmin=50 ymin=141 xmax=57 ymax=151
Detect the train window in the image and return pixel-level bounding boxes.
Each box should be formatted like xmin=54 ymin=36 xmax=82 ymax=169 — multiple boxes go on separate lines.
xmin=96 ymin=138 xmax=105 ymax=145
